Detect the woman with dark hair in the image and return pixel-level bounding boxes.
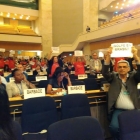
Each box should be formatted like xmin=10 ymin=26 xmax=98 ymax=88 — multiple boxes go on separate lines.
xmin=46 ymin=67 xmax=72 ymax=94
xmin=6 ymin=69 xmax=35 ymax=98
xmin=3 ymin=65 xmax=11 ymax=72
xmin=33 ymin=64 xmax=43 ymax=75
xmin=47 ymin=51 xmax=63 ymax=77
xmin=0 ymin=86 xmax=22 ymax=140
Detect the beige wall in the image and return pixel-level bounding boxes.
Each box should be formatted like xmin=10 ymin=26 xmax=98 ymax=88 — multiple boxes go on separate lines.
xmin=52 ymin=0 xmax=83 ymax=46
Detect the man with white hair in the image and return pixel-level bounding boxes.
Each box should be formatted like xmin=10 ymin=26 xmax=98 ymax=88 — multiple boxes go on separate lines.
xmin=6 ymin=64 xmax=28 ymax=82
xmin=102 ymin=47 xmax=140 ymax=140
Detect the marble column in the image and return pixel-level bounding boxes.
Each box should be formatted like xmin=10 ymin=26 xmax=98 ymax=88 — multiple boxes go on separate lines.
xmin=35 ymin=0 xmax=52 ymax=57
xmin=83 ymin=0 xmax=98 ymax=33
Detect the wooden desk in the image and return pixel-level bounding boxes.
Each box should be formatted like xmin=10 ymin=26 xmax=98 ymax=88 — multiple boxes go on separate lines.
xmin=9 ymin=90 xmax=107 ymax=115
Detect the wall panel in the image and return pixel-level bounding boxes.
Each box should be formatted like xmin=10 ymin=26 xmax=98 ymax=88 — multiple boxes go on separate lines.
xmin=90 ymin=33 xmax=140 ymax=51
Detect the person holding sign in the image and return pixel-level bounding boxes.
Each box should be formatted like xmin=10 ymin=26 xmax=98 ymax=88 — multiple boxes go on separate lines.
xmin=6 ymin=69 xmax=36 ymax=98
xmin=47 ymin=67 xmax=72 ymax=94
xmin=71 ymin=55 xmax=86 ymax=75
xmin=47 ymin=50 xmax=63 ymax=77
xmin=102 ymin=46 xmax=140 ymax=140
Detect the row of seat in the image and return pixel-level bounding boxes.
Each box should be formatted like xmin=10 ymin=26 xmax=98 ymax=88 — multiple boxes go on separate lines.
xmin=20 ymin=93 xmax=140 ymax=140
xmin=100 ymin=7 xmax=140 ymax=28
xmin=47 ymin=110 xmax=140 ymax=140
xmin=21 ymin=94 xmax=92 ymax=139
xmin=0 ymin=25 xmax=38 ymax=36
xmin=34 ymin=77 xmax=102 ymax=91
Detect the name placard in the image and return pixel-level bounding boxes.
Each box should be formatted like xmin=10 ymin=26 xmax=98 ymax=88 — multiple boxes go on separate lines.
xmin=26 ymin=71 xmax=33 ymax=75
xmin=24 ymin=88 xmax=45 ymax=99
xmin=111 ymin=43 xmax=133 ymax=57
xmin=74 ymin=50 xmax=83 ymax=56
xmin=36 ymin=76 xmax=47 ymax=81
xmin=9 ymin=77 xmax=15 ymax=82
xmin=68 ymin=85 xmax=85 ymax=94
xmin=78 ymin=74 xmax=87 ymax=79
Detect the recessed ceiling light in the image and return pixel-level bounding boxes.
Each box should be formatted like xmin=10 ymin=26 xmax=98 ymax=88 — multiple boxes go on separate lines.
xmin=15 ymin=14 xmax=17 ymax=16
xmin=124 ymin=0 xmax=126 ymax=1
xmin=117 ymin=2 xmax=119 ymax=5
xmin=0 ymin=12 xmax=3 ymax=16
xmin=111 ymin=5 xmax=113 ymax=8
xmin=116 ymin=6 xmax=118 ymax=8
xmin=7 ymin=13 xmax=10 ymax=17
xmin=122 ymin=3 xmax=124 ymax=6
xmin=20 ymin=16 xmax=22 ymax=19
xmin=26 ymin=17 xmax=29 ymax=20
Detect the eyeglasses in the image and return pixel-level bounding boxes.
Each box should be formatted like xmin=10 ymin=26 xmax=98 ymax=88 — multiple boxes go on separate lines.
xmin=118 ymin=66 xmax=128 ymax=69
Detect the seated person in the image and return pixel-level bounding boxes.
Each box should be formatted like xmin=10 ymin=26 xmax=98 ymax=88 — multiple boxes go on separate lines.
xmin=0 ymin=75 xmax=7 ymax=85
xmin=6 ymin=64 xmax=28 ymax=82
xmin=0 ymin=85 xmax=22 ymax=140
xmin=47 ymin=67 xmax=72 ymax=94
xmin=33 ymin=64 xmax=43 ymax=75
xmin=6 ymin=69 xmax=35 ymax=98
xmin=4 ymin=64 xmax=11 ymax=72
xmin=64 ymin=63 xmax=73 ymax=74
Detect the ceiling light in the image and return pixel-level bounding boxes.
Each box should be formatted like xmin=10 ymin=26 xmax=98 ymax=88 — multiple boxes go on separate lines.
xmin=0 ymin=12 xmax=3 ymax=16
xmin=111 ymin=5 xmax=113 ymax=8
xmin=20 ymin=16 xmax=22 ymax=19
xmin=122 ymin=3 xmax=124 ymax=6
xmin=15 ymin=14 xmax=17 ymax=16
xmin=7 ymin=13 xmax=10 ymax=17
xmin=115 ymin=6 xmax=118 ymax=8
xmin=124 ymin=0 xmax=126 ymax=1
xmin=117 ymin=2 xmax=119 ymax=5
xmin=26 ymin=17 xmax=29 ymax=20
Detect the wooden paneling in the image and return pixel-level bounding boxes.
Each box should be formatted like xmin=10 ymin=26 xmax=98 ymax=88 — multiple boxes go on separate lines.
xmin=0 ymin=41 xmax=42 ymax=51
xmin=90 ymin=33 xmax=140 ymax=51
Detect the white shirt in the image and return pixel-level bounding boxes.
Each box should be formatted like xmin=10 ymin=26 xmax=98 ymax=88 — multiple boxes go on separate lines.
xmin=0 ymin=76 xmax=7 ymax=85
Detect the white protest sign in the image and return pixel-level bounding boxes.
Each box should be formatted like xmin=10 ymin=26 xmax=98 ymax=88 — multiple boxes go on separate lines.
xmin=78 ymin=74 xmax=88 ymax=79
xmin=51 ymin=47 xmax=59 ymax=53
xmin=9 ymin=77 xmax=15 ymax=82
xmin=68 ymin=85 xmax=85 ymax=94
xmin=29 ymin=61 xmax=35 ymax=65
xmin=111 ymin=43 xmax=133 ymax=57
xmin=24 ymin=88 xmax=45 ymax=99
xmin=24 ymin=56 xmax=29 ymax=59
xmin=74 ymin=50 xmax=83 ymax=56
xmin=36 ymin=76 xmax=47 ymax=81
xmin=17 ymin=56 xmax=22 ymax=59
xmin=0 ymin=48 xmax=5 ymax=52
xmin=26 ymin=71 xmax=33 ymax=75
xmin=10 ymin=50 xmax=15 ymax=54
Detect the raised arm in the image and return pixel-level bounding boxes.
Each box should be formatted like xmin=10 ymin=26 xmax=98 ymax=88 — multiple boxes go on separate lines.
xmin=71 ymin=55 xmax=76 ymax=65
xmin=132 ymin=47 xmax=140 ymax=82
xmin=102 ymin=47 xmax=113 ymax=82
xmin=47 ymin=50 xmax=53 ymax=60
